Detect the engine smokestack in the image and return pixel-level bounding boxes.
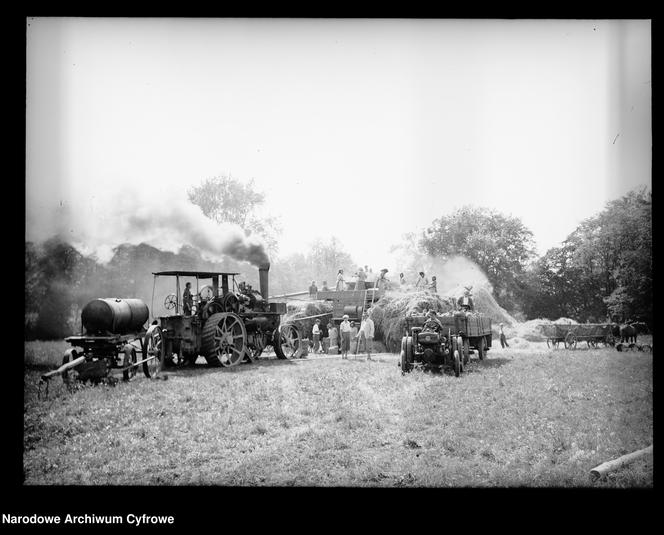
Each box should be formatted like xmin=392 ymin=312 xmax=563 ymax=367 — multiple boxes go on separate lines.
xmin=259 ymin=262 xmax=270 ymax=301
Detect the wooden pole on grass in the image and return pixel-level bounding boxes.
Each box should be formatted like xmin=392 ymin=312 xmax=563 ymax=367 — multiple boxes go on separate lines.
xmin=590 ymin=445 xmax=653 ymax=480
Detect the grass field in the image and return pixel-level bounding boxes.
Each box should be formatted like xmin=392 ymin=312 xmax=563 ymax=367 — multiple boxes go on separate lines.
xmin=23 ymin=338 xmax=653 ymax=487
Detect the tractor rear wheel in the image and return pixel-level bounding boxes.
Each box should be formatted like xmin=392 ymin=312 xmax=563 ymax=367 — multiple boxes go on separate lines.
xmin=400 ymin=336 xmax=413 ymax=374
xmin=274 ymin=324 xmax=301 ymax=359
xmin=202 ymin=312 xmax=247 ymax=367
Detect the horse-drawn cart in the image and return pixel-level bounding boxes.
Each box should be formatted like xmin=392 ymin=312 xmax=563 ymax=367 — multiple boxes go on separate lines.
xmin=539 ymin=323 xmax=615 ymax=349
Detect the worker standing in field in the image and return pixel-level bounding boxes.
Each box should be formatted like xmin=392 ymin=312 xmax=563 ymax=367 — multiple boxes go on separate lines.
xmin=312 ymin=319 xmax=323 ymax=354
xmin=335 ymin=269 xmax=345 ymax=291
xmin=356 ymin=311 xmax=375 ymax=360
xmin=327 ymin=321 xmax=339 ymax=354
xmin=183 ymin=282 xmax=194 ymax=316
xmin=499 ymin=323 xmax=510 ymax=348
xmin=339 ymin=315 xmax=352 ymax=359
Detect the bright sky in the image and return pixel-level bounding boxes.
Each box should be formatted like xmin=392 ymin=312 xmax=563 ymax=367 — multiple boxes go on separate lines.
xmin=26 ymin=18 xmax=651 ymax=270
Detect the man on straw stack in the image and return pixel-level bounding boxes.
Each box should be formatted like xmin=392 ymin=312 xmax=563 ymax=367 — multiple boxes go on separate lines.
xmin=457 ymin=286 xmax=475 ymax=313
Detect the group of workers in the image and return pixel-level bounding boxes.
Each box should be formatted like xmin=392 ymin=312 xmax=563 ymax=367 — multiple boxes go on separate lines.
xmin=309 ymin=311 xmax=375 ymax=360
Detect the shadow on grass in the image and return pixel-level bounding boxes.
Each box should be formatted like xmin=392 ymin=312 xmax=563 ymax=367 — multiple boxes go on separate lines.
xmin=472 ymin=357 xmax=512 ymax=369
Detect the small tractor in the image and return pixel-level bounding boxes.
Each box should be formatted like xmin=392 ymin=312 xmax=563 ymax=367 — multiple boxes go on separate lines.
xmin=152 ymin=262 xmax=300 ymax=368
xmin=400 ymin=311 xmax=492 ymax=376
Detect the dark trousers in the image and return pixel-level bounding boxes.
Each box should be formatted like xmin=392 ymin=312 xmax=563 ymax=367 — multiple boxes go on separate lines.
xmin=500 ymin=334 xmax=509 ymax=348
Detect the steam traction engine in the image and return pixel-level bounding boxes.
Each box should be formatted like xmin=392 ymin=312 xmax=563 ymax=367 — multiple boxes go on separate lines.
xmin=153 ymin=263 xmax=300 ymax=368
xmin=399 ymin=311 xmax=492 ymax=376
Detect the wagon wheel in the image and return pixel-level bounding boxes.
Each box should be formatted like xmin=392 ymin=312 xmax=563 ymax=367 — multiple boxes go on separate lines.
xmin=201 ymin=312 xmax=247 ymax=367
xmin=400 ymin=336 xmax=413 ymax=374
xmin=477 ymin=336 xmax=486 ymax=361
xmin=274 ymin=324 xmax=301 ymax=359
xmin=164 ymin=293 xmax=178 ymax=311
xmin=122 ymin=344 xmax=138 ymax=381
xmin=61 ymin=348 xmax=81 ymax=387
xmin=564 ymin=332 xmax=577 ymax=349
xmin=587 ymin=339 xmax=596 ymax=349
xmin=462 ymin=338 xmax=470 ymax=364
xmin=143 ymin=326 xmax=163 ymax=378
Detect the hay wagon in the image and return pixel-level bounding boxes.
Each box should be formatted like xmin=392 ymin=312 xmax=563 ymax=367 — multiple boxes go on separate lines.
xmin=539 ymin=323 xmax=615 ymax=349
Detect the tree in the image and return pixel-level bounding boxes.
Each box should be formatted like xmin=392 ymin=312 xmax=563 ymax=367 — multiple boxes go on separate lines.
xmin=187 ymin=174 xmax=282 ymax=255
xmin=521 ymin=188 xmax=651 ymax=324
xmin=419 ymin=206 xmax=536 ymax=311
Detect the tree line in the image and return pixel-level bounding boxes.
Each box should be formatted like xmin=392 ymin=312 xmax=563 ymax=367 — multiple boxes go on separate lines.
xmin=25 ymin=177 xmax=651 ymax=339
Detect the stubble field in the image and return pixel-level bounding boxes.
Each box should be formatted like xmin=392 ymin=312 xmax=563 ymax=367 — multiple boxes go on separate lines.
xmin=23 ymin=338 xmax=653 ymax=487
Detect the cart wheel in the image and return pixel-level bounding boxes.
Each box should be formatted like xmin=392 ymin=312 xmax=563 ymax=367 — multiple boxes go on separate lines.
xmin=143 ymin=326 xmax=163 ymax=378
xmin=400 ymin=336 xmax=413 ymax=374
xmin=62 ymin=348 xmax=80 ymax=386
xmin=453 ymin=350 xmax=461 ymax=377
xmin=477 ymin=336 xmax=486 ymax=361
xmin=462 ymin=338 xmax=470 ymax=364
xmin=274 ymin=324 xmax=301 ymax=360
xmin=122 ymin=345 xmax=137 ymax=381
xmin=564 ymin=332 xmax=577 ymax=349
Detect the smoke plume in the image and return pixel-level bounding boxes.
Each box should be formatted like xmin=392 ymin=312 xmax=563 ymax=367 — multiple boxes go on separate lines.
xmin=37 ymin=188 xmax=270 ymax=267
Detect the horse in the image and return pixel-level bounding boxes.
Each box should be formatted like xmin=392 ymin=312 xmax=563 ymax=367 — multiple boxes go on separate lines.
xmin=619 ymin=322 xmax=649 ymax=344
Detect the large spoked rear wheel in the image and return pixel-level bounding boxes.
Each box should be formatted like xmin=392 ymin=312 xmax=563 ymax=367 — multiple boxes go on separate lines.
xmin=202 ymin=312 xmax=247 ymax=367
xmin=143 ymin=326 xmax=163 ymax=378
xmin=274 ymin=324 xmax=301 ymax=359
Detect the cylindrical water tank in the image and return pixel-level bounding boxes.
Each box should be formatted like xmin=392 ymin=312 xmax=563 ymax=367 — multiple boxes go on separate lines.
xmin=82 ymin=298 xmax=149 ymax=335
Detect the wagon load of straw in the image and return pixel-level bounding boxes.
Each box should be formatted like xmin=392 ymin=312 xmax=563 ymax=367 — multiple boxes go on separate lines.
xmin=369 ymin=290 xmax=454 ymax=353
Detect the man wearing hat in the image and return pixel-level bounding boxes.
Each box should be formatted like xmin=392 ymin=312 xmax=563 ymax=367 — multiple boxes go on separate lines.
xmin=339 ymin=315 xmax=352 ymax=359
xmin=499 ymin=323 xmax=509 ymax=348
xmin=457 ymin=286 xmax=475 ymax=313
xmin=423 ymin=310 xmax=443 ymax=333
